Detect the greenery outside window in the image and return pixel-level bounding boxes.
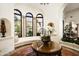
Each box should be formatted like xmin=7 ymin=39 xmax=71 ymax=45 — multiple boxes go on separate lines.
xmin=25 ymin=12 xmax=33 ymax=37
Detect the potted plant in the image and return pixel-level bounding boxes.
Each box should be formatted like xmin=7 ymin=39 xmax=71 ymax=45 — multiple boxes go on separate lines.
xmin=62 ymin=22 xmax=77 ymax=43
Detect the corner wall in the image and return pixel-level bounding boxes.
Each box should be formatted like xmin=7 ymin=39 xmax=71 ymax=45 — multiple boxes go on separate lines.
xmin=0 ymin=3 xmax=14 ymax=55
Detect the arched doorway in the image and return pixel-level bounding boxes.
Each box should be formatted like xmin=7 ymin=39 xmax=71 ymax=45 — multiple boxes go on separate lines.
xmin=62 ymin=3 xmax=79 ymax=45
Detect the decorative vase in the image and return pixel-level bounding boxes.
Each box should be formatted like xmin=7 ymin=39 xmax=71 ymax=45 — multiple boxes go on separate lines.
xmin=41 ymin=35 xmax=51 ymax=46
xmin=2 ymin=33 xmax=5 ymax=37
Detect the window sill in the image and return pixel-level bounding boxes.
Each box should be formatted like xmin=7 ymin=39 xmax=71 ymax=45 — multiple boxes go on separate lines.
xmin=15 ymin=36 xmax=41 ymax=48
xmin=60 ymin=41 xmax=79 ymax=51
xmin=0 ymin=36 xmax=13 ymax=41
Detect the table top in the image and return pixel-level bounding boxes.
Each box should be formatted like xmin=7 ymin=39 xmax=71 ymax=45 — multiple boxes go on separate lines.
xmin=32 ymin=40 xmax=61 ymax=53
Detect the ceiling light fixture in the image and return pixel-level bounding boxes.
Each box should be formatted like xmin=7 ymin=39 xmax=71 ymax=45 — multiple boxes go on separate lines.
xmin=40 ymin=3 xmax=49 ymax=5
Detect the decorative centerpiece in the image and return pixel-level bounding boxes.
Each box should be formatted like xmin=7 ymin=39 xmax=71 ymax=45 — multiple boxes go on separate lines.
xmin=41 ymin=22 xmax=55 ymax=46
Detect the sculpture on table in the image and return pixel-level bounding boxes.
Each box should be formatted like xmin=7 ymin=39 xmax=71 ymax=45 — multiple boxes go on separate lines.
xmin=1 ymin=20 xmax=6 ymax=37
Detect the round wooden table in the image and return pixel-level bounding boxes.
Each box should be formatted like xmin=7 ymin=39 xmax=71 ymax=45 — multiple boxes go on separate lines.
xmin=32 ymin=40 xmax=62 ymax=56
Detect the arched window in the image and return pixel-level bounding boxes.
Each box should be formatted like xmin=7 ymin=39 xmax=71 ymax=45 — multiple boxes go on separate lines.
xmin=14 ymin=9 xmax=22 ymax=37
xmin=25 ymin=12 xmax=33 ymax=36
xmin=36 ymin=13 xmax=44 ymax=36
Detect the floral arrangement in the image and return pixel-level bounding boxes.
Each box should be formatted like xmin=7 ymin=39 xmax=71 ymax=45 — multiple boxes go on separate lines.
xmin=41 ymin=22 xmax=55 ymax=36
xmin=47 ymin=22 xmax=55 ymax=36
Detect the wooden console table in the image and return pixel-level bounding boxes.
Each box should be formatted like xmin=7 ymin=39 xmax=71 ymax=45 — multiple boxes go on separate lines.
xmin=32 ymin=40 xmax=62 ymax=56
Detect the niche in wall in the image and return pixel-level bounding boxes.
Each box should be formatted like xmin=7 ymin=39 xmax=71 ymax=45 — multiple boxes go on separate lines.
xmin=0 ymin=18 xmax=11 ymax=37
